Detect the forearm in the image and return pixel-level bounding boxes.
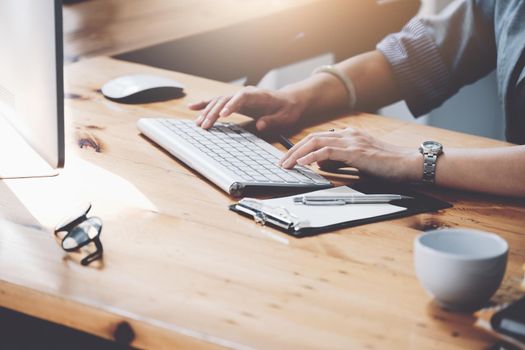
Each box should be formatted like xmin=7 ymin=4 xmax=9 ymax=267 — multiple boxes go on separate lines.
xmin=418 ymin=146 xmax=525 ymax=197
xmin=280 ymin=50 xmax=400 ymax=117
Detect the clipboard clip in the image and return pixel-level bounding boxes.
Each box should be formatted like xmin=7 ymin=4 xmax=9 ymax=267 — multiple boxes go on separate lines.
xmin=235 ymin=198 xmax=309 ymax=232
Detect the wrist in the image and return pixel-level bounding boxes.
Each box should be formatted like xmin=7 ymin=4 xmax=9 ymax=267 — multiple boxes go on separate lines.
xmin=373 ymin=147 xmax=422 ymax=183
xmin=280 ymin=82 xmax=316 ymax=117
xmin=312 ymin=65 xmax=356 ymax=111
xmin=404 ymin=150 xmax=424 ymax=183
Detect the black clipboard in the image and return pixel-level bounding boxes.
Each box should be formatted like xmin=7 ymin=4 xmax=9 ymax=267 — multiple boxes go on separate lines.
xmin=229 ymin=182 xmax=452 ymax=238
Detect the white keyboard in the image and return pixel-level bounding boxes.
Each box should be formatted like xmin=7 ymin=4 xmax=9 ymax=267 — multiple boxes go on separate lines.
xmin=137 ymin=118 xmax=332 ymax=196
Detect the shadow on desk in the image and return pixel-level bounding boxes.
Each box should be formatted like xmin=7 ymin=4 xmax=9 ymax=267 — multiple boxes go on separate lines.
xmin=0 ymin=307 xmax=134 ymax=350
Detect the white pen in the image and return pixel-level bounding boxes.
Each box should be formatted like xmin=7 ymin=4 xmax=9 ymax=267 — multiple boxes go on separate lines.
xmin=293 ymin=194 xmax=414 ymax=206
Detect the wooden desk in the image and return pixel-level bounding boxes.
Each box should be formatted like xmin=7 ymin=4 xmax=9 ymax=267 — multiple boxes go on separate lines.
xmin=1 ymin=57 xmax=524 ymax=349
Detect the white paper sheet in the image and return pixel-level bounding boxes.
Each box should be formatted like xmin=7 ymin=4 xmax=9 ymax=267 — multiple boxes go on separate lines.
xmin=251 ymin=186 xmax=406 ymax=229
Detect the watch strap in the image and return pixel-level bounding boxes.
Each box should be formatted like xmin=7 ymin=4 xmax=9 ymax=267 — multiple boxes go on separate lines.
xmin=421 ymin=152 xmax=438 ymax=184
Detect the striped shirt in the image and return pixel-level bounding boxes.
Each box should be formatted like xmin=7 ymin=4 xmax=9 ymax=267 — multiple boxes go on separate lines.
xmin=376 ymin=0 xmax=525 ymax=144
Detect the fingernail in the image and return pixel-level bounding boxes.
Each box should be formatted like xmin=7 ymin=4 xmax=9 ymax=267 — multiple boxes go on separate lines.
xmin=195 ymin=115 xmax=204 ymax=125
xmin=297 ymin=157 xmax=307 ymax=165
xmin=219 ymin=107 xmax=230 ymax=117
xmin=282 ymin=160 xmax=292 ymax=168
xmin=256 ymin=120 xmax=266 ymax=131
xmin=202 ymin=119 xmax=211 ymax=129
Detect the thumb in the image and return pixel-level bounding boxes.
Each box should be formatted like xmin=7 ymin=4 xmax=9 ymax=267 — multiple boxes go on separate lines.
xmin=255 ymin=113 xmax=283 ymax=132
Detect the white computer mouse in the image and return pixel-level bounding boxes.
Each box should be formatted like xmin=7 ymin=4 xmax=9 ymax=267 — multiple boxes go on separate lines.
xmin=101 ymin=74 xmax=185 ymax=104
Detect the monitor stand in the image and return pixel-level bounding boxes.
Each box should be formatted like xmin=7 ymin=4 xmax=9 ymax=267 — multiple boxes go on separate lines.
xmin=0 ymin=117 xmax=58 ymax=178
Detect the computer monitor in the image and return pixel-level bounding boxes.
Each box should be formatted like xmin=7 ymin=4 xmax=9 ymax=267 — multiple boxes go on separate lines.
xmin=0 ymin=0 xmax=64 ymax=178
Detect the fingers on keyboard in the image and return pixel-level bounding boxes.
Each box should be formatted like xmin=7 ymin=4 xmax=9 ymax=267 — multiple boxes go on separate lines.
xmin=158 ymin=119 xmax=329 ymax=186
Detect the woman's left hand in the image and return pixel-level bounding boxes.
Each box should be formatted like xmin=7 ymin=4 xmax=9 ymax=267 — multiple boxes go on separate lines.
xmin=279 ymin=127 xmax=422 ymax=182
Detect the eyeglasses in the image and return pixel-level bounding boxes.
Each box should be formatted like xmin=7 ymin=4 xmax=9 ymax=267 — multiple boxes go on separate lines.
xmin=54 ymin=203 xmax=103 ymax=266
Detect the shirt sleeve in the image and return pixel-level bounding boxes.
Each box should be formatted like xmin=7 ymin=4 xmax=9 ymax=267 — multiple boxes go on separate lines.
xmin=507 ymin=66 xmax=525 ymax=144
xmin=376 ymin=0 xmax=496 ymax=117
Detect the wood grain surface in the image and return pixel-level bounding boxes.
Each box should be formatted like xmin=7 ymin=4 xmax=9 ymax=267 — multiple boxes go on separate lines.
xmin=0 ymin=56 xmax=523 ymax=349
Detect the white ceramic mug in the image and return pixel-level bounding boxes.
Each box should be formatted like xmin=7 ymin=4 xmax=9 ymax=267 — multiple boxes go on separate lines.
xmin=414 ymin=228 xmax=508 ymax=310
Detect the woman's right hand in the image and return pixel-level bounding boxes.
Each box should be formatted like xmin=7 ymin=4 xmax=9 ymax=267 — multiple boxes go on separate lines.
xmin=188 ymin=86 xmax=306 ymax=132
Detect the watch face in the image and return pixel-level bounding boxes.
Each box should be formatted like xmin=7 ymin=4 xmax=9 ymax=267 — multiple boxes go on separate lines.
xmin=421 ymin=141 xmax=443 ymax=153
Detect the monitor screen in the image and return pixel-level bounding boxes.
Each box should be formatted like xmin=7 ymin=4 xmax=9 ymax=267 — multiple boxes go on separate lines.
xmin=0 ymin=0 xmax=64 ymax=178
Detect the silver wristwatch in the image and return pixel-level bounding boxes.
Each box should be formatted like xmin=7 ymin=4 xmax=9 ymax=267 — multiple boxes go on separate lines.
xmin=419 ymin=141 xmax=443 ymax=184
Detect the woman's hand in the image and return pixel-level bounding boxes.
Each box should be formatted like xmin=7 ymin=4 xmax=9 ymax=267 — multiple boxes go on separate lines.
xmin=188 ymin=86 xmax=306 ymax=131
xmin=279 ymin=127 xmax=421 ymax=182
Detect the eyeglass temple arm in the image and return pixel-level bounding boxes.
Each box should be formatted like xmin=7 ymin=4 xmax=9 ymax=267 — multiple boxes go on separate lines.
xmin=80 ymin=237 xmax=103 ymax=266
